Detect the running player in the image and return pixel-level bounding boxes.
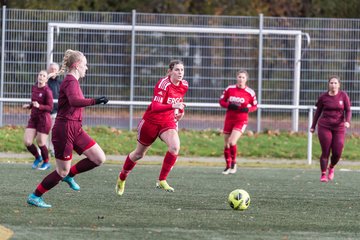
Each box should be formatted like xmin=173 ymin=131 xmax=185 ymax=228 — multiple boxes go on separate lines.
xmin=115 ymin=59 xmax=188 ymax=195
xmin=219 ymin=70 xmax=257 ymax=174
xmin=310 ymin=75 xmax=351 ymax=182
xmin=27 ymin=49 xmax=109 ymax=208
xmin=23 ymin=70 xmax=53 ymax=170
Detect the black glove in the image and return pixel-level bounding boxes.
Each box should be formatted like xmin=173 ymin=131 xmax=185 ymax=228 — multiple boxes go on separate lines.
xmin=227 ymin=103 xmax=238 ymax=110
xmin=95 ymin=96 xmax=109 ymax=105
xmin=238 ymin=107 xmax=249 ymax=113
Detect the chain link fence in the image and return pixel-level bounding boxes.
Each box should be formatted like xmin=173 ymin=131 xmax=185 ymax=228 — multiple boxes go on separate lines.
xmin=1 ymin=8 xmax=359 ymax=132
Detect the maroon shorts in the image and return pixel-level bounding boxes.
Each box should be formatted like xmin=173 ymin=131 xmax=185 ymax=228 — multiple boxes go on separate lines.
xmin=52 ymin=120 xmax=96 ymax=160
xmin=223 ymin=119 xmax=247 ymax=134
xmin=26 ymin=114 xmax=51 ymax=134
xmin=137 ymin=119 xmax=178 ymax=146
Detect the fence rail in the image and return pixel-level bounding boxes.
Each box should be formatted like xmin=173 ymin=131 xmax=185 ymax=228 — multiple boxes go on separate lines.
xmin=2 ymin=97 xmax=360 ymax=165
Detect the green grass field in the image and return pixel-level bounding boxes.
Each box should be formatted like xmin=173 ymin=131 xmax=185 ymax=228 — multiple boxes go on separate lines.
xmin=1 ymin=162 xmax=360 ymax=240
xmin=3 ymin=125 xmax=360 ymax=160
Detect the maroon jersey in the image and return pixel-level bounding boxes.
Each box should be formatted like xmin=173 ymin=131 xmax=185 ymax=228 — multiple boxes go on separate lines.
xmin=56 ymin=75 xmax=95 ymax=121
xmin=219 ymin=85 xmax=257 ymax=123
xmin=143 ymin=76 xmax=188 ymax=124
xmin=29 ymin=85 xmax=53 ymax=118
xmin=311 ymin=91 xmax=351 ymax=129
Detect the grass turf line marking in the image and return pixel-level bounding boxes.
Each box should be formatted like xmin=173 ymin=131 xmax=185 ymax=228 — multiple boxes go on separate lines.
xmin=0 ymin=225 xmax=14 ymax=240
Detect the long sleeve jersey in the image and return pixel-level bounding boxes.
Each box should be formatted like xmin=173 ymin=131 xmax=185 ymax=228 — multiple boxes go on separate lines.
xmin=219 ymin=85 xmax=257 ymax=123
xmin=56 ymin=75 xmax=95 ymax=121
xmin=29 ymin=85 xmax=53 ymax=118
xmin=143 ymin=76 xmax=189 ymax=124
xmin=311 ymin=91 xmax=351 ymax=129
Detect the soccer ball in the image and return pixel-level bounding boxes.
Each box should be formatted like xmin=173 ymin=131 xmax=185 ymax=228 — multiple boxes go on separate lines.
xmin=228 ymin=189 xmax=251 ymax=210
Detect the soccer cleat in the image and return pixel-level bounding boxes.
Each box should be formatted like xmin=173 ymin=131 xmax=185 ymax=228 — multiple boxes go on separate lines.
xmin=320 ymin=173 xmax=328 ymax=182
xmin=229 ymin=164 xmax=237 ymax=174
xmin=156 ymin=180 xmax=174 ymax=192
xmin=115 ymin=178 xmax=126 ymax=196
xmin=38 ymin=162 xmax=51 ymax=170
xmin=328 ymin=167 xmax=335 ymax=181
xmin=222 ymin=167 xmax=231 ymax=175
xmin=62 ymin=176 xmax=80 ymax=191
xmin=27 ymin=193 xmax=52 ymax=208
xmin=32 ymin=156 xmax=43 ymax=169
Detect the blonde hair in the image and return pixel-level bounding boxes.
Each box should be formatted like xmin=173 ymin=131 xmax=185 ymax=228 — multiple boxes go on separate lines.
xmin=38 ymin=69 xmax=48 ymax=76
xmin=57 ymin=49 xmax=85 ymax=76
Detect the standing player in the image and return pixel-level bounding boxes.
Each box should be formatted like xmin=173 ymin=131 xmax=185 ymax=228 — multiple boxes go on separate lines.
xmin=115 ymin=59 xmax=188 ymax=196
xmin=219 ymin=70 xmax=257 ymax=174
xmin=46 ymin=62 xmax=62 ymax=157
xmin=27 ymin=49 xmax=109 ymax=208
xmin=23 ymin=70 xmax=53 ymax=170
xmin=310 ymin=75 xmax=351 ymax=182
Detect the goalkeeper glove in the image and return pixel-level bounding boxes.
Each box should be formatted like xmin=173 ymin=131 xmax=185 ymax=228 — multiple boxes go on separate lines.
xmin=227 ymin=103 xmax=239 ymax=110
xmin=95 ymin=96 xmax=109 ymax=105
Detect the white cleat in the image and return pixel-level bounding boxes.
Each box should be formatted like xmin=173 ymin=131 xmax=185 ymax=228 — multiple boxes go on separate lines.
xmin=229 ymin=164 xmax=237 ymax=174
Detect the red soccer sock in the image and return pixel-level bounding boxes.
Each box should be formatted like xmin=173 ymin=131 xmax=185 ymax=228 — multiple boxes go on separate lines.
xmin=224 ymin=147 xmax=231 ymax=168
xmin=159 ymin=151 xmax=177 ymax=181
xmin=119 ymin=155 xmax=137 ymax=181
xmin=230 ymin=145 xmax=237 ymax=164
xmin=34 ymin=170 xmax=63 ymax=197
xmin=68 ymin=158 xmax=99 ymax=177
xmin=26 ymin=144 xmax=40 ymax=158
xmin=39 ymin=145 xmax=49 ymax=163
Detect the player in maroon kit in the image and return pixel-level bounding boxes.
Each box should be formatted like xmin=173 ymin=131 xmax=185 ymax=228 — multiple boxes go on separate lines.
xmin=115 ymin=59 xmax=188 ymax=195
xmin=310 ymin=75 xmax=351 ymax=182
xmin=23 ymin=70 xmax=53 ymax=170
xmin=219 ymin=70 xmax=257 ymax=174
xmin=27 ymin=49 xmax=109 ymax=208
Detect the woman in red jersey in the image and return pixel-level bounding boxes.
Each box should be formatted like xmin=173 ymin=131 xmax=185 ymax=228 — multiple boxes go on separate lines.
xmin=115 ymin=59 xmax=188 ymax=195
xmin=23 ymin=70 xmax=53 ymax=170
xmin=27 ymin=49 xmax=109 ymax=208
xmin=310 ymin=75 xmax=351 ymax=182
xmin=219 ymin=70 xmax=257 ymax=175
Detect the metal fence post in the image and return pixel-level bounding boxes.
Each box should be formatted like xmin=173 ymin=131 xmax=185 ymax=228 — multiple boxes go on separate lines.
xmin=0 ymin=5 xmax=7 ymax=127
xmin=257 ymin=13 xmax=264 ymax=133
xmin=292 ymin=34 xmax=302 ymax=132
xmin=129 ymin=9 xmax=136 ymax=130
xmin=307 ymin=107 xmax=313 ymax=165
xmin=47 ymin=25 xmax=54 ymax=67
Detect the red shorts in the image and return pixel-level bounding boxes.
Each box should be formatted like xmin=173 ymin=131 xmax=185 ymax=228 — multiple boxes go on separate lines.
xmin=26 ymin=114 xmax=51 ymax=134
xmin=137 ymin=119 xmax=178 ymax=146
xmin=223 ymin=119 xmax=247 ymax=134
xmin=52 ymin=120 xmax=96 ymax=160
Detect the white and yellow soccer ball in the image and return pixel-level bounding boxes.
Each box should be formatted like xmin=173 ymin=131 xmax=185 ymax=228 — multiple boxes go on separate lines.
xmin=228 ymin=189 xmax=251 ymax=211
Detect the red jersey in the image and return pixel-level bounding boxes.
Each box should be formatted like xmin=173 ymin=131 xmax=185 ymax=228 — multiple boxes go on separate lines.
xmin=311 ymin=90 xmax=351 ymax=129
xmin=56 ymin=75 xmax=95 ymax=122
xmin=219 ymin=85 xmax=257 ymax=123
xmin=29 ymin=85 xmax=53 ymax=118
xmin=143 ymin=76 xmax=188 ymax=124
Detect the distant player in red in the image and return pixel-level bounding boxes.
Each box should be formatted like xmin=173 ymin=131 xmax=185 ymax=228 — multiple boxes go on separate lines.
xmin=23 ymin=70 xmax=53 ymax=170
xmin=115 ymin=59 xmax=188 ymax=195
xmin=219 ymin=70 xmax=257 ymax=174
xmin=310 ymin=75 xmax=351 ymax=182
xmin=27 ymin=49 xmax=109 ymax=208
